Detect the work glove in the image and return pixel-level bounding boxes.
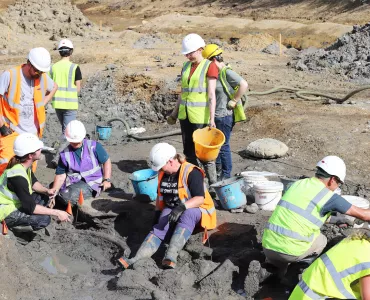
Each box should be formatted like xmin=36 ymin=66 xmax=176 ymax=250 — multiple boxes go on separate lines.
xmin=152 ymin=210 xmax=161 ymax=226
xmin=0 ymin=125 xmax=12 ymax=137
xmin=168 ymin=203 xmax=186 ymax=224
xmin=227 ymin=99 xmax=237 ymax=109
xmin=167 ymin=115 xmax=177 ymax=125
xmin=328 ymin=214 xmax=354 ymax=226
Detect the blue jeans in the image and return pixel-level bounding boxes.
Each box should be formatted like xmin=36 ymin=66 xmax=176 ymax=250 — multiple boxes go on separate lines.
xmin=55 ymin=109 xmax=77 ymax=133
xmin=215 ymin=115 xmax=234 ymax=179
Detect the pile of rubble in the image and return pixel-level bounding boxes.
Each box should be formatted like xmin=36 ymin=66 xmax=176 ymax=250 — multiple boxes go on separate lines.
xmin=289 ymin=23 xmax=370 ymax=83
xmin=1 ymin=0 xmax=104 ymax=39
xmin=43 ymin=71 xmax=177 ymax=145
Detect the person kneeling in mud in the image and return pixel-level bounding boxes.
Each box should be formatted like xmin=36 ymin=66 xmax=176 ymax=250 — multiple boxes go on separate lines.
xmin=0 ymin=133 xmax=71 ymax=232
xmin=118 ymin=142 xmax=217 ymax=269
xmin=49 ymin=120 xmax=112 ymax=207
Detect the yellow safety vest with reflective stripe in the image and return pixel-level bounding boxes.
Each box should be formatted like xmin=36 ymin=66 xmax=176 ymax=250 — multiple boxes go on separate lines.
xmin=219 ymin=66 xmax=246 ymax=123
xmin=179 ymin=59 xmax=211 ymax=124
xmin=50 ymin=60 xmax=78 ymax=109
xmin=289 ymin=237 xmax=370 ymax=299
xmin=156 ymin=161 xmax=217 ymax=230
xmin=0 ymin=164 xmax=33 ymax=221
xmin=0 ymin=65 xmax=48 ymax=137
xmin=262 ymin=177 xmax=333 ymax=256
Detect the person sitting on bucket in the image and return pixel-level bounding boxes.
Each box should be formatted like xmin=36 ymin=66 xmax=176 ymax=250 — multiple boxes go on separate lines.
xmin=289 ymin=228 xmax=370 ymax=299
xmin=118 ymin=142 xmax=217 ymax=269
xmin=49 ymin=120 xmax=112 ymax=207
xmin=262 ymin=155 xmax=370 ymax=279
xmin=0 ymin=133 xmax=71 ymax=231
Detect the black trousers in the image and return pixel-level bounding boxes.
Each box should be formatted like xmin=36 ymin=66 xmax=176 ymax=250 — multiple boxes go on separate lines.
xmin=179 ymin=119 xmax=207 ymax=165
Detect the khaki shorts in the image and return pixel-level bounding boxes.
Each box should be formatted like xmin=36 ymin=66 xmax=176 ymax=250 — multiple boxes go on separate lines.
xmin=263 ymin=233 xmax=327 ymax=276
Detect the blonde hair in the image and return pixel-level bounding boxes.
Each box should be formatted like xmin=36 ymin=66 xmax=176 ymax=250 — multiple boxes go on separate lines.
xmin=174 ymin=153 xmax=186 ymax=164
xmin=348 ymin=227 xmax=370 ymax=242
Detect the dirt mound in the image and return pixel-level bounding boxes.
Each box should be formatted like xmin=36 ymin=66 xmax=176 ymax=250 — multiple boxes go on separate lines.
xmin=289 ymin=23 xmax=370 ymax=83
xmin=2 ymin=0 xmax=105 ymax=39
xmin=43 ymin=72 xmax=177 ymax=146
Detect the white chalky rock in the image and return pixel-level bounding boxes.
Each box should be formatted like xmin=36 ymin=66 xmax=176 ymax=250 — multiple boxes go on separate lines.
xmin=246 ymin=138 xmax=288 ymax=159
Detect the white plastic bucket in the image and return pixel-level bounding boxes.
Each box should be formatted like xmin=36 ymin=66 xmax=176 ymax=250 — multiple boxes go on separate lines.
xmin=342 ymin=195 xmax=369 ymax=209
xmin=253 ymin=181 xmax=284 ymax=211
xmin=240 ymin=171 xmax=271 ymax=195
xmin=342 ymin=195 xmax=369 ymax=223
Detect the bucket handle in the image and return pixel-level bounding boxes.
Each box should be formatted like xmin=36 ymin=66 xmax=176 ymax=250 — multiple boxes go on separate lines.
xmin=254 ymin=190 xmax=282 ymax=206
xmin=131 ymin=173 xmax=158 ymax=182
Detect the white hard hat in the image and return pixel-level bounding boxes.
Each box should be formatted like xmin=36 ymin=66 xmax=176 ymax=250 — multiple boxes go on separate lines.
xmin=13 ymin=133 xmax=44 ymax=157
xmin=316 ymin=155 xmax=346 ymax=183
xmin=65 ymin=120 xmax=86 ymax=143
xmin=58 ymin=39 xmax=74 ymax=50
xmin=181 ymin=33 xmax=205 ymax=55
xmin=149 ymin=143 xmax=176 ymax=171
xmin=28 ymin=47 xmax=51 ymax=72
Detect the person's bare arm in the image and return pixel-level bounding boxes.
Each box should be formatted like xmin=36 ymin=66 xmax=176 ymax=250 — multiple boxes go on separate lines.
xmin=33 ymin=204 xmax=71 ymax=222
xmin=100 ymin=158 xmax=112 ymax=191
xmin=170 ymin=94 xmax=182 ymax=118
xmin=184 ymin=196 xmax=204 ymax=209
xmin=234 ymin=79 xmax=248 ymax=101
xmin=361 ymin=275 xmax=370 ymax=300
xmin=345 ymin=205 xmax=370 ymax=221
xmin=51 ymin=173 xmax=67 ymax=193
xmin=44 ymin=82 xmax=58 ymax=105
xmin=207 ymin=77 xmax=216 ymax=127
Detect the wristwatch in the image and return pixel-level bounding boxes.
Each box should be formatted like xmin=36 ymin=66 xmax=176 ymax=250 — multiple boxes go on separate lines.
xmin=102 ymin=178 xmax=111 ymax=183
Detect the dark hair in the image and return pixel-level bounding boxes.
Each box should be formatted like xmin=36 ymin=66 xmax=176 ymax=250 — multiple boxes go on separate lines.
xmin=209 ymin=54 xmax=224 ymax=62
xmin=59 ymin=48 xmax=73 ymax=57
xmin=315 ymin=167 xmax=341 ymax=183
xmin=6 ymin=154 xmax=30 ymax=169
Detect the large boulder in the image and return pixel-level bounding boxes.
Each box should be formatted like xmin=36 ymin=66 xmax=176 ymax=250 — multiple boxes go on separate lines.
xmin=245 ymin=138 xmax=288 ymax=159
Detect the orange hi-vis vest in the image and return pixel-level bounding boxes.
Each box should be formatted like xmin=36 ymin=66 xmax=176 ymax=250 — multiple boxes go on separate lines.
xmin=156 ymin=162 xmax=217 ymax=230
xmin=0 ymin=65 xmax=48 ymax=137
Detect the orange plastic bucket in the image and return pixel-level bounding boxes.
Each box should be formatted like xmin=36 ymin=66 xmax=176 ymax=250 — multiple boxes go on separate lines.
xmin=193 ymin=127 xmax=225 ymax=162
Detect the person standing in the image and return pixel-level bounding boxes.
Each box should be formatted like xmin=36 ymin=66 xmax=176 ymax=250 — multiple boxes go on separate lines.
xmin=50 ymin=39 xmax=82 ymax=167
xmin=118 ymin=143 xmax=216 ymax=269
xmin=0 ymin=133 xmax=71 ymax=231
xmin=202 ymin=44 xmax=248 ymax=180
xmin=0 ymin=47 xmax=58 ymax=175
xmin=167 ymin=33 xmax=218 ymax=186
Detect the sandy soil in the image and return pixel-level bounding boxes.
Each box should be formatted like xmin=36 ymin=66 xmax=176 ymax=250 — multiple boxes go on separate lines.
xmin=0 ymin=0 xmax=370 ymax=299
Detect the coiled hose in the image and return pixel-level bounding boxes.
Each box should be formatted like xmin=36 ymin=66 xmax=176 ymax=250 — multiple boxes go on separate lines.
xmin=107 ymin=118 xmax=181 ymax=141
xmin=243 ymin=85 xmax=370 ymax=109
xmin=108 ymin=86 xmax=370 ymax=140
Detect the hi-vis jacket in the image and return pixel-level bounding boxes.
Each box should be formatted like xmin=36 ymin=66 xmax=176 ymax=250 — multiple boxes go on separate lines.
xmin=156 ymin=161 xmax=217 ymax=230
xmin=179 ymin=59 xmax=211 ymax=124
xmin=0 ymin=65 xmax=48 ymax=137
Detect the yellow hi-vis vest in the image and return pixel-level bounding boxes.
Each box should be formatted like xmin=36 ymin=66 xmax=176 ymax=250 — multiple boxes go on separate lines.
xmin=156 ymin=162 xmax=217 ymax=230
xmin=262 ymin=177 xmax=333 ymax=257
xmin=50 ymin=60 xmax=79 ymax=110
xmin=178 ymin=59 xmax=211 ymax=124
xmin=219 ymin=66 xmax=247 ymax=123
xmin=0 ymin=164 xmax=33 ymax=221
xmin=289 ymin=237 xmax=370 ymax=299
